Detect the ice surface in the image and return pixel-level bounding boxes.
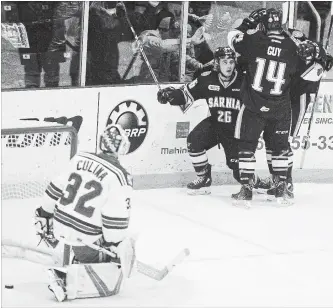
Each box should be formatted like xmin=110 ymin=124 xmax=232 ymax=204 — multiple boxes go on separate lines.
xmin=2 ymin=183 xmax=333 ymax=307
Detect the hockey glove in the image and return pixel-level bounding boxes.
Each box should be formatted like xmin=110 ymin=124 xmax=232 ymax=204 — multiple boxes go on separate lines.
xmin=297 ymin=40 xmax=317 ymax=61
xmin=157 ymin=87 xmax=176 ymax=104
xmin=249 ymin=8 xmax=267 ymax=26
xmin=35 ymin=207 xmax=58 ymax=248
xmin=325 ymin=53 xmax=333 ymax=72
xmin=236 ymin=9 xmax=266 ymax=32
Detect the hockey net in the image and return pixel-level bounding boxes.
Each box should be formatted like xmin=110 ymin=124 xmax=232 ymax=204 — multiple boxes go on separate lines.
xmin=1 ymin=125 xmax=78 ymax=200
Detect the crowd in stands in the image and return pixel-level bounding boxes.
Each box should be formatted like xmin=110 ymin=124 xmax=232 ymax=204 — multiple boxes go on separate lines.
xmin=1 ymin=1 xmax=332 ymax=89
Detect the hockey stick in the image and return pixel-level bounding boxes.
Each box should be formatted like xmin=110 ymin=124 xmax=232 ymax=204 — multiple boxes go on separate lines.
xmin=299 ymin=91 xmax=318 ymax=168
xmin=136 ymin=248 xmax=190 ymax=281
xmin=324 ymin=2 xmax=333 ymax=50
xmin=2 ymin=238 xmax=190 ymax=281
xmin=71 ymin=237 xmax=190 ymax=281
xmin=122 ymin=50 xmax=139 ymax=81
xmin=2 ymin=239 xmax=63 ymax=266
xmin=120 ymin=2 xmax=161 ymax=91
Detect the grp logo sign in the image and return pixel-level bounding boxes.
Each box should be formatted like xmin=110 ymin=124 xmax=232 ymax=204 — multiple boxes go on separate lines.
xmin=107 ymin=100 xmax=148 ymax=154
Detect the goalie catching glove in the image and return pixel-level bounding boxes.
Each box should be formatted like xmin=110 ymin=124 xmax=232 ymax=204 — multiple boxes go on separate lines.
xmin=35 ymin=207 xmax=59 ymax=248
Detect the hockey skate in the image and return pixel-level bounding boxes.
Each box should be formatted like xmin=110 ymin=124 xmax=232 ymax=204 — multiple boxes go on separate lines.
xmin=253 ymin=175 xmax=273 ymax=194
xmin=47 ymin=268 xmax=67 ymax=302
xmin=267 ymin=177 xmax=294 ymax=204
xmin=231 ymin=184 xmax=253 ymax=208
xmin=187 ymin=164 xmax=212 ymax=195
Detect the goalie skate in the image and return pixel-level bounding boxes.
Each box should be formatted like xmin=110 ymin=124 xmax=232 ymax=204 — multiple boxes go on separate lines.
xmin=187 ymin=164 xmax=212 ymax=195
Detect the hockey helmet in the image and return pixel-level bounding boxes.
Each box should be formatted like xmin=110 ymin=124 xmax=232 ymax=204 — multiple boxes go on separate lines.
xmin=100 ymin=124 xmax=130 ymax=156
xmin=214 ymin=47 xmax=236 ymax=60
xmin=260 ymin=8 xmax=283 ymax=33
xmin=214 ymin=47 xmax=236 ymax=76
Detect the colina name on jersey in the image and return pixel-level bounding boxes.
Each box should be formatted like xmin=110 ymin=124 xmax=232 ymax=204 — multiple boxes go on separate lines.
xmin=207 ymin=96 xmax=241 ymax=110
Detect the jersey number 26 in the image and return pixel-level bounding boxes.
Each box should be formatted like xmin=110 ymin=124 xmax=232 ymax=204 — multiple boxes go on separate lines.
xmin=59 ymin=172 xmax=102 ymax=218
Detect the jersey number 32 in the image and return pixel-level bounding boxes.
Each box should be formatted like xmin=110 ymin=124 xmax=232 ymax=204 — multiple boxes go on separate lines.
xmin=59 ymin=172 xmax=102 ymax=218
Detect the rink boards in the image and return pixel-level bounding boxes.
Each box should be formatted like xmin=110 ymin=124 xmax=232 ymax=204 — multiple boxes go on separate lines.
xmin=2 ymin=81 xmax=333 ymax=187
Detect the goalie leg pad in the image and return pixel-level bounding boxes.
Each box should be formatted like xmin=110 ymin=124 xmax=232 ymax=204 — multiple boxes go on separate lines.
xmin=66 ymin=263 xmax=123 ymax=300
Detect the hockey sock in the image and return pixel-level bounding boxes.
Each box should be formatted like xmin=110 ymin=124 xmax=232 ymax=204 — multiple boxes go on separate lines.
xmin=238 ymin=151 xmax=256 ymax=184
xmin=265 ymin=148 xmax=273 ymax=174
xmin=287 ymin=146 xmax=293 ymax=180
xmin=189 ymin=150 xmax=209 ymax=176
xmin=272 ymin=150 xmax=289 ymax=180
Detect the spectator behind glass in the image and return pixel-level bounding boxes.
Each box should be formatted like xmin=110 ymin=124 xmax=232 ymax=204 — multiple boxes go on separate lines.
xmin=86 ymin=1 xmax=128 ymax=86
xmin=170 ymin=23 xmax=202 ymax=82
xmin=297 ymin=1 xmax=331 ymax=43
xmin=53 ymin=1 xmax=82 ymax=87
xmin=135 ymin=16 xmax=177 ymax=83
xmin=135 ymin=16 xmax=206 ymax=83
xmin=14 ymin=2 xmax=67 ymax=88
xmin=133 ymin=1 xmax=174 ymax=33
xmin=188 ymin=1 xmax=214 ymax=65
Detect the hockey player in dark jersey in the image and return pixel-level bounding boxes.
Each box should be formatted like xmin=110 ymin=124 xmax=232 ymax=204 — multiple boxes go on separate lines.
xmin=228 ymin=8 xmax=315 ymax=206
xmin=157 ymin=47 xmax=245 ymax=195
xmin=263 ymin=32 xmax=332 ymax=200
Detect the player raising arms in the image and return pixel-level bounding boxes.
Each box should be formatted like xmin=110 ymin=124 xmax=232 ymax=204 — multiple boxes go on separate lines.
xmin=264 ymin=32 xmax=332 ymax=199
xmin=34 ymin=124 xmax=134 ymax=302
xmin=228 ymin=8 xmax=318 ymax=206
xmin=157 ymin=47 xmax=251 ymax=195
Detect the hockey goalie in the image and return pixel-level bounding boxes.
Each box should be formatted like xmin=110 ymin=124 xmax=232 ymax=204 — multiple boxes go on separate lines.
xmin=34 ymin=124 xmax=135 ymax=302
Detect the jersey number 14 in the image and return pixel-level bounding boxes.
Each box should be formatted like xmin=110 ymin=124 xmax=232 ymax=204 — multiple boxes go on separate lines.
xmin=252 ymin=57 xmax=286 ymax=95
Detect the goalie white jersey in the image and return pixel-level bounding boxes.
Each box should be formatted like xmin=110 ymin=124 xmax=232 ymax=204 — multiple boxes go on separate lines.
xmin=42 ymin=152 xmax=133 ymax=246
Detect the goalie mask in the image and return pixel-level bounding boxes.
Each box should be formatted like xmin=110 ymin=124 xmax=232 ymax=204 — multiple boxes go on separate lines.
xmin=100 ymin=124 xmax=130 ymax=156
xmin=214 ymin=47 xmax=236 ymax=78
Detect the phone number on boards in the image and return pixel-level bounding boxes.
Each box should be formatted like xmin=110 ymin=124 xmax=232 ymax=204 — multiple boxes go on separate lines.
xmin=257 ymin=136 xmax=333 ymax=151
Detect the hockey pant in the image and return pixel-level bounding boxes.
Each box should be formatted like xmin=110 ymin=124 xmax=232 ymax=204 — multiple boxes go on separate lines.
xmin=235 ymin=106 xmax=290 ymax=184
xmin=187 ymin=117 xmax=240 ymax=182
xmin=264 ymin=91 xmax=315 ymax=180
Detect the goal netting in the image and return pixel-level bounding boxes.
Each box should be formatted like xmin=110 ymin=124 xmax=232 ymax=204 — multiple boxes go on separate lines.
xmin=1 ymin=125 xmax=78 ymax=200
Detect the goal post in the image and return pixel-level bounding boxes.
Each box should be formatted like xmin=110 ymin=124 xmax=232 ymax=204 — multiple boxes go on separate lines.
xmin=1 ymin=125 xmax=78 ymax=200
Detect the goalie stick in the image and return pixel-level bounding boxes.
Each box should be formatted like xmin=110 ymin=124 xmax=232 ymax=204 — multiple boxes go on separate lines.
xmin=2 ymin=238 xmax=190 ymax=281
xmin=69 ymin=237 xmax=190 ymax=281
